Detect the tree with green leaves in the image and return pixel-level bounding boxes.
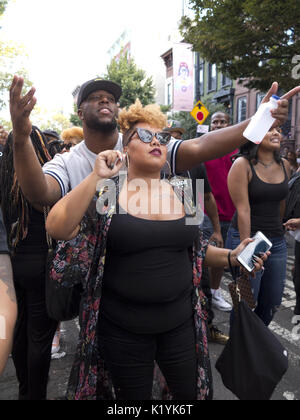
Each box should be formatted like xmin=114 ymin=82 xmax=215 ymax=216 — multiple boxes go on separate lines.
xmin=31 ymin=106 xmax=71 ymax=134
xmin=0 ymin=0 xmax=8 ymax=16
xmin=0 ymin=42 xmax=32 ymax=111
xmin=69 ymin=104 xmax=82 ymax=127
xmin=0 ymin=1 xmax=32 ymax=114
xmin=180 ymin=0 xmax=300 ymax=92
xmin=102 ymin=52 xmax=156 ymax=108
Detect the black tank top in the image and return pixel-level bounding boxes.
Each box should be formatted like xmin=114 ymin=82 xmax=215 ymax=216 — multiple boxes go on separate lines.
xmin=232 ymin=160 xmax=289 ymax=238
xmin=100 ymin=211 xmax=198 ymax=334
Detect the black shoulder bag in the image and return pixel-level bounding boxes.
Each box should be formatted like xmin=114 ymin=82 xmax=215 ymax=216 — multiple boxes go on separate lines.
xmin=215 ymin=253 xmax=289 ymax=400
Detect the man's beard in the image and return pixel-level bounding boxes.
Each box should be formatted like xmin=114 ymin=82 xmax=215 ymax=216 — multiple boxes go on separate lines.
xmin=86 ymin=115 xmax=118 ymax=133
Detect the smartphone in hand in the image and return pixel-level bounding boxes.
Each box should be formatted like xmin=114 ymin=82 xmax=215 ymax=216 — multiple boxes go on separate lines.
xmin=237 ymin=231 xmax=272 ymax=272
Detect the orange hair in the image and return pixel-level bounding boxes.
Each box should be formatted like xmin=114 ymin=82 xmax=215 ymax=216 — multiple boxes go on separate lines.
xmin=118 ymin=99 xmax=167 ymax=134
xmin=61 ymin=127 xmax=84 ymax=143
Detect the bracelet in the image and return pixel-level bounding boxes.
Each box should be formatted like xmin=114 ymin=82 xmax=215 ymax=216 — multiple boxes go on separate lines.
xmin=227 ymin=251 xmax=234 ymax=276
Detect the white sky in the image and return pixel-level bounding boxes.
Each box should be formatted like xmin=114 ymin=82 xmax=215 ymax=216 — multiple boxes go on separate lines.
xmin=0 ymin=0 xmax=188 ymax=119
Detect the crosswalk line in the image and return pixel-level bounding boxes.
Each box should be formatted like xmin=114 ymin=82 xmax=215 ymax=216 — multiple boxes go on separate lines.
xmin=218 ymin=287 xmax=300 ymax=351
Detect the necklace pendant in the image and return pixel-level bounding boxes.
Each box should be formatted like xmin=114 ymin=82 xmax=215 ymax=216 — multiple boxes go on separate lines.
xmin=258 ymin=160 xmax=275 ymax=169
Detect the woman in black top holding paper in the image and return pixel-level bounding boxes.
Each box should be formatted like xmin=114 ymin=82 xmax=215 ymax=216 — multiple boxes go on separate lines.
xmin=226 ymin=127 xmax=290 ymax=326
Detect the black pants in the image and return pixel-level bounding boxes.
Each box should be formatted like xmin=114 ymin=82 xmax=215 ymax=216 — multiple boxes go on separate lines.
xmin=11 ymin=253 xmax=58 ymax=400
xmin=294 ymin=241 xmax=300 ymax=314
xmin=98 ymin=316 xmax=197 ymax=400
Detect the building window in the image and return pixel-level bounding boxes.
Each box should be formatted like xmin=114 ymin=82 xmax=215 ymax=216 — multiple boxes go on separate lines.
xmin=221 ymin=72 xmax=231 ymax=87
xmin=256 ymin=92 xmax=265 ymax=111
xmin=207 ymin=63 xmax=217 ymax=91
xmin=237 ymin=96 xmax=247 ymax=123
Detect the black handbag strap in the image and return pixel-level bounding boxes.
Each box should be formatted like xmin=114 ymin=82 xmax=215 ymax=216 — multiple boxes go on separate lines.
xmin=227 ymin=251 xmax=242 ymax=302
xmin=227 ymin=251 xmax=240 ymax=282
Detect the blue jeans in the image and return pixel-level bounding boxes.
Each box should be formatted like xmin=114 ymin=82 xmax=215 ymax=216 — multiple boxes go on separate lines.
xmin=293 ymin=241 xmax=300 ymax=314
xmin=201 ymin=214 xmax=231 ymax=244
xmin=226 ymin=227 xmax=287 ymax=326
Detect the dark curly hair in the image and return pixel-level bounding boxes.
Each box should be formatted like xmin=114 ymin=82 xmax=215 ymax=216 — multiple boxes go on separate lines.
xmin=0 ymin=126 xmax=52 ymax=250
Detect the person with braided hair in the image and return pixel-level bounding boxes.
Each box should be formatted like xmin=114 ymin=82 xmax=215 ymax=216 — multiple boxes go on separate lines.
xmin=0 ymin=125 xmax=8 ymax=164
xmin=0 ymin=127 xmax=58 ymax=400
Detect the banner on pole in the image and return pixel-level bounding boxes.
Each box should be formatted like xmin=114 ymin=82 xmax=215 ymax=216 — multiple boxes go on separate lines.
xmin=173 ymin=43 xmax=194 ymax=111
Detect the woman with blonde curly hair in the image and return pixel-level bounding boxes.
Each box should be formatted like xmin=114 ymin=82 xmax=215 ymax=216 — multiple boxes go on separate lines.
xmin=46 ymin=99 xmax=267 ymax=401
xmin=61 ymin=126 xmax=84 ymax=152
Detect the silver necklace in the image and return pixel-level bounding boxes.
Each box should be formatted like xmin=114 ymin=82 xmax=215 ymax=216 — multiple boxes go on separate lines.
xmin=257 ymin=160 xmax=275 ymax=169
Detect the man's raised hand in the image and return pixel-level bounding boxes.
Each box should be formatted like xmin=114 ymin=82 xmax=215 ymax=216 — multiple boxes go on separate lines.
xmin=9 ymin=76 xmax=36 ymax=141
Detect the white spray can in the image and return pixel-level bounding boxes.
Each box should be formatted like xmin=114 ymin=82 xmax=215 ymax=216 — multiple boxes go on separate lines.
xmin=243 ymin=95 xmax=281 ymax=144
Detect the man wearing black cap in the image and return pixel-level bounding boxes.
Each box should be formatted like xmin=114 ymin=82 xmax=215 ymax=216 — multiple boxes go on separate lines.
xmin=163 ymin=120 xmax=186 ymax=140
xmin=9 ymin=77 xmax=124 ymax=202
xmin=8 ymin=74 xmax=298 ymax=207
xmin=43 ymin=129 xmax=64 ymax=156
xmin=43 ymin=129 xmax=60 ymax=141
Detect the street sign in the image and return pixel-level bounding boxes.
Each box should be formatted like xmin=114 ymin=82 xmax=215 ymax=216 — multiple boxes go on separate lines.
xmin=197 ymin=125 xmax=209 ymax=134
xmin=190 ymin=101 xmax=210 ymax=125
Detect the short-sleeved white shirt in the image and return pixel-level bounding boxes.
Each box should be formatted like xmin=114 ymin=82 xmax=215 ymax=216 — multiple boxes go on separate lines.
xmin=42 ymin=133 xmax=182 ymax=197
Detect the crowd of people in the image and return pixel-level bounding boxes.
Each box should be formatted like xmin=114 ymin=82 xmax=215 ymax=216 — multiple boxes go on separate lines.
xmin=0 ymin=74 xmax=299 ymax=400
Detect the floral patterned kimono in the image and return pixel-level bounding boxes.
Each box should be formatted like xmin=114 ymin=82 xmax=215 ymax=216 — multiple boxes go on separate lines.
xmin=61 ymin=177 xmax=213 ymax=400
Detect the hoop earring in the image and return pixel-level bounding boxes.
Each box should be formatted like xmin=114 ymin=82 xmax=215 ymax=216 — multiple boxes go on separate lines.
xmin=125 ymin=152 xmax=130 ymax=170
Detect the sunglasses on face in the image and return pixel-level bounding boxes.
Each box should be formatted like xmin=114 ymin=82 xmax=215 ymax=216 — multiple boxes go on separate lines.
xmin=63 ymin=142 xmax=74 ymax=150
xmin=126 ymin=128 xmax=171 ymax=146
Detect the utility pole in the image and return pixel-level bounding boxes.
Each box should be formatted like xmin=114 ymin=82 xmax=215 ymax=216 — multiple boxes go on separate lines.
xmin=195 ymin=53 xmax=201 ymax=103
